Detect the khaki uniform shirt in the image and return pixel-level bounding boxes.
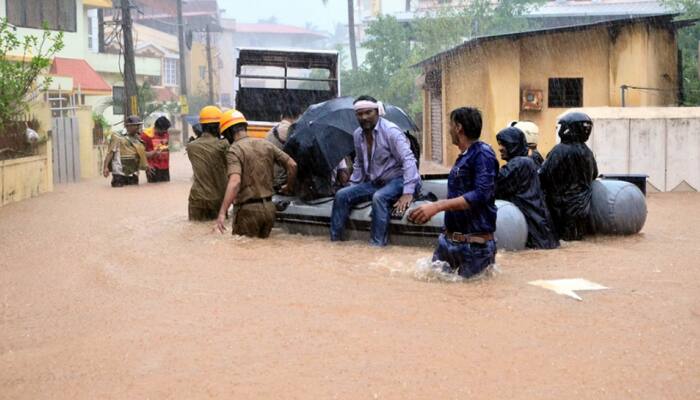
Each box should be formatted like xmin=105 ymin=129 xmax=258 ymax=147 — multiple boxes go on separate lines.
xmin=108 ymin=133 xmax=148 ymax=176
xmin=265 ymin=119 xmax=293 ymax=189
xmin=265 ymin=119 xmax=292 ymax=148
xmin=227 ymin=137 xmax=291 ymax=204
xmin=186 ymin=134 xmax=229 ymax=202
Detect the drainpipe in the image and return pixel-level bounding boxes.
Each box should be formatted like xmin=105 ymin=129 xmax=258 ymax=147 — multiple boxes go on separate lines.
xmin=620 ymin=85 xmax=628 ymax=107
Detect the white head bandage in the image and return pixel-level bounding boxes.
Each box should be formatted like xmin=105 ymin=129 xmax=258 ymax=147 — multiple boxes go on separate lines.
xmin=353 ymin=100 xmax=386 ymax=116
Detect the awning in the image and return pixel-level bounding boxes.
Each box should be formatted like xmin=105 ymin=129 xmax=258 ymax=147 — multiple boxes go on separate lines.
xmin=83 ymin=0 xmax=113 ymax=8
xmin=49 ymin=57 xmax=112 ymax=94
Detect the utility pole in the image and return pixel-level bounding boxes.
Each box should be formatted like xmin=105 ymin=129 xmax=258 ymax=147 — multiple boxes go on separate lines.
xmin=120 ymin=0 xmax=138 ymax=117
xmin=205 ymin=24 xmax=215 ymax=105
xmin=176 ymin=0 xmax=189 ymax=143
xmin=347 ymin=0 xmax=358 ymax=71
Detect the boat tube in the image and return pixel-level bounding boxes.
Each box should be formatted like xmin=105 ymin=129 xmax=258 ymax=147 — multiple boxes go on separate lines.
xmin=274 ymin=178 xmax=529 ymax=250
xmin=273 ymin=177 xmax=647 ymax=249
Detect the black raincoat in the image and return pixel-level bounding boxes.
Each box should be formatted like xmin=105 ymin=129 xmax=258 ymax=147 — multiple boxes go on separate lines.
xmin=529 ymin=149 xmax=544 ymax=166
xmin=539 ymin=126 xmax=598 ymax=241
xmin=496 ymin=128 xmax=559 ymax=249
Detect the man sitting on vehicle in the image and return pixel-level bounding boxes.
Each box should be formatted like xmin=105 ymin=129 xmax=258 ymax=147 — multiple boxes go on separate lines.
xmin=510 ymin=120 xmax=544 ymax=166
xmin=329 ymin=95 xmax=421 ymax=247
xmin=539 ymin=112 xmax=599 ymax=241
xmin=495 ymin=126 xmax=559 ymax=249
xmin=266 ymin=103 xmax=302 ymax=192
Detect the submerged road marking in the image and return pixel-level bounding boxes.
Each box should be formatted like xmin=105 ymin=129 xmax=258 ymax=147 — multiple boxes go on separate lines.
xmin=528 ymin=278 xmax=609 ymax=301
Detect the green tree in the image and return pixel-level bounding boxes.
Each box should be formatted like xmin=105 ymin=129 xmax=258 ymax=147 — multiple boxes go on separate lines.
xmin=662 ymin=0 xmax=700 ymax=105
xmin=0 ymin=18 xmax=64 ymax=129
xmin=341 ymin=16 xmax=415 ymax=112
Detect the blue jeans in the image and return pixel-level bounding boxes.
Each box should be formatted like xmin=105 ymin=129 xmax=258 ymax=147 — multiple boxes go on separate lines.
xmin=432 ymin=233 xmax=497 ymax=278
xmin=330 ymin=178 xmax=404 ymax=246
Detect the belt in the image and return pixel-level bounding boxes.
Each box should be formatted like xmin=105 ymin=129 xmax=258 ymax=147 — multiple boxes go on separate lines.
xmin=445 ymin=231 xmax=494 ymax=244
xmin=240 ymin=196 xmax=272 ymax=206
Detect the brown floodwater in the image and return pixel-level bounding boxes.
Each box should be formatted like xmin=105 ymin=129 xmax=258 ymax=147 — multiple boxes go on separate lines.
xmin=1 ymin=152 xmax=698 ymax=399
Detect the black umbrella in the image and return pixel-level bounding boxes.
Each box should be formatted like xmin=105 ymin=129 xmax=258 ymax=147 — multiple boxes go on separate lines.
xmin=284 ymin=96 xmax=419 ymax=198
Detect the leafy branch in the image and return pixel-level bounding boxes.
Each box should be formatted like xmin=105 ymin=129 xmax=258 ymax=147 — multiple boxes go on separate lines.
xmin=0 ymin=18 xmax=64 ymax=130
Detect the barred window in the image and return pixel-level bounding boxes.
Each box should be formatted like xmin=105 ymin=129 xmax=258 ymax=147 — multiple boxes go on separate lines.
xmin=548 ymin=78 xmax=583 ymax=108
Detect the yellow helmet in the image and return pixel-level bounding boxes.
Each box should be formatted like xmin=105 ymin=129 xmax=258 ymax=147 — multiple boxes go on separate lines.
xmin=219 ymin=109 xmax=248 ymax=133
xmin=199 ymin=105 xmax=223 ymax=124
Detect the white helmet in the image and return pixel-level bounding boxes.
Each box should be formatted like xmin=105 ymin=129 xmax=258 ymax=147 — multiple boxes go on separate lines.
xmin=511 ymin=121 xmax=539 ymax=145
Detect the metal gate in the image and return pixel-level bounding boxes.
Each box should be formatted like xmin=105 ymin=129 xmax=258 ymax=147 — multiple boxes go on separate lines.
xmin=429 ymin=91 xmax=443 ymax=164
xmin=50 ymin=90 xmax=81 ymax=183
xmin=52 ymin=117 xmax=80 ymax=183
xmin=428 ymin=70 xmax=443 ymax=164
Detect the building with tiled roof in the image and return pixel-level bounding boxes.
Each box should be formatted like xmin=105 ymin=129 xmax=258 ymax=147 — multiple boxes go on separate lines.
xmin=49 ymin=58 xmax=112 ymax=94
xmin=230 ymin=22 xmax=329 ymax=49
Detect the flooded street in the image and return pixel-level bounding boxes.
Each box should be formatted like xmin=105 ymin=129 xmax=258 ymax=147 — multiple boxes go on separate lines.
xmin=1 ymin=151 xmax=699 ymax=399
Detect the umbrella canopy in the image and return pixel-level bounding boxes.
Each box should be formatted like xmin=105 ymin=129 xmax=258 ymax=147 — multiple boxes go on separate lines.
xmin=284 ymin=97 xmax=419 ymax=198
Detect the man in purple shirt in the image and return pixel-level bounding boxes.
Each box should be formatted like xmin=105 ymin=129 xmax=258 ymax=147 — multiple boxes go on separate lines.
xmin=330 ymin=95 xmax=421 ymax=246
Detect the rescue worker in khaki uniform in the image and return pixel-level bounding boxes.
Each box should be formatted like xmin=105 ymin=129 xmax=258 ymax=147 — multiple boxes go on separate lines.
xmin=102 ymin=115 xmax=150 ymax=187
xmin=265 ymin=103 xmax=301 ymax=191
xmin=187 ymin=106 xmax=229 ymax=220
xmin=215 ymin=109 xmax=298 ymax=238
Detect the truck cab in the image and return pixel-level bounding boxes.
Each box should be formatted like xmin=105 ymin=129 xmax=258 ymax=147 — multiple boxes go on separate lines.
xmin=234 ymin=48 xmax=340 ymax=138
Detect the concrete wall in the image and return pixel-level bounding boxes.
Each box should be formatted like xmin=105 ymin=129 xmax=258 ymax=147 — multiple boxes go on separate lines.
xmin=609 ymin=24 xmax=678 ymax=107
xmin=0 ymin=140 xmax=53 ymax=206
xmin=520 ymin=28 xmax=612 ymax=155
xmin=442 ymin=50 xmax=489 ymax=163
xmin=580 ymin=107 xmax=700 ymax=192
xmin=76 ymin=108 xmax=106 ymax=179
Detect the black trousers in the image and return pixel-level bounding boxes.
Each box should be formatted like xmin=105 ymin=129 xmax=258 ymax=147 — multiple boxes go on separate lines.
xmin=147 ymin=168 xmax=170 ymax=183
xmin=111 ymin=174 xmax=139 ymax=187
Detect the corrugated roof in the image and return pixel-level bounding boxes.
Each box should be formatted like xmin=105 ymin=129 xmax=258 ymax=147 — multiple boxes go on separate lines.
xmin=414 ymin=13 xmax=678 ymax=68
xmin=385 ymin=0 xmax=672 ymax=23
xmin=528 ymin=0 xmax=671 ymax=17
xmin=49 ymin=57 xmax=112 ymax=93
